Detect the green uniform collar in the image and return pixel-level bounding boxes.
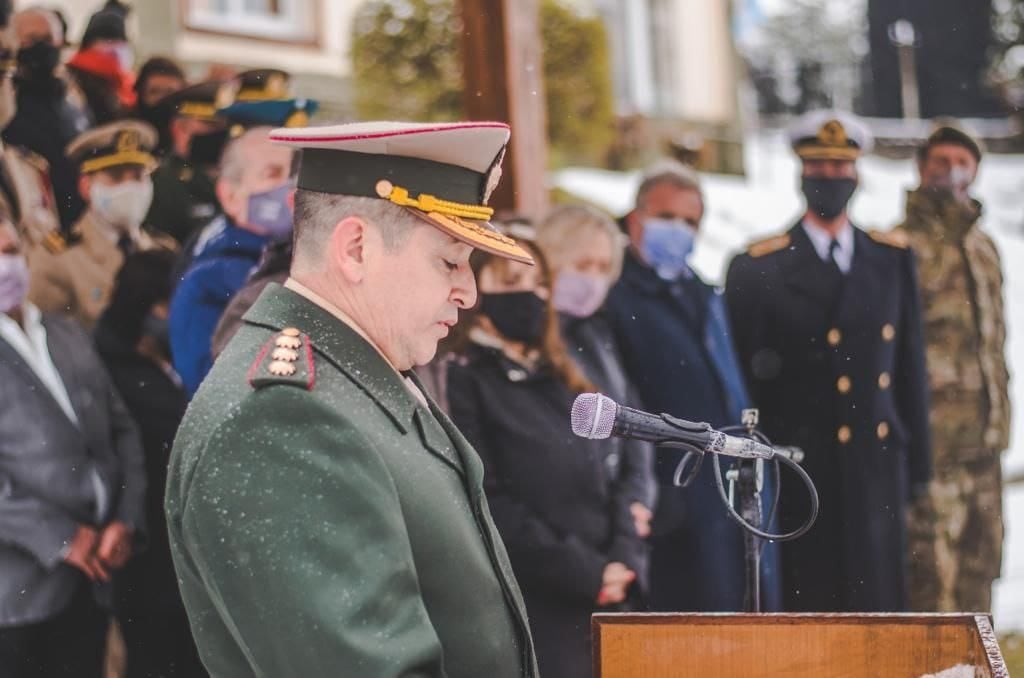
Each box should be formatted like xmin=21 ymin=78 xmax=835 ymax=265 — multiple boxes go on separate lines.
xmin=241 ymin=283 xmax=418 ymax=433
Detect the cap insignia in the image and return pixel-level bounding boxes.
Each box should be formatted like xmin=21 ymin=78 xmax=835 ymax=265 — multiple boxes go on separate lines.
xmin=483 ymin=148 xmax=506 ymax=204
xmin=818 ymin=120 xmax=848 ymax=148
xmin=266 ymin=73 xmax=287 ymax=98
xmin=117 ymin=129 xmax=141 ymax=153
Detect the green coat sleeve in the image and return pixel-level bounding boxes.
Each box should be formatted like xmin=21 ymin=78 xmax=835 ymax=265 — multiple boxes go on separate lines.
xmin=181 ymin=387 xmax=447 ymax=677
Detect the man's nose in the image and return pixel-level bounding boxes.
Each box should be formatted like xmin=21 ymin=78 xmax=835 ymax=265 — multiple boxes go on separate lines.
xmin=451 ymin=266 xmax=477 ymax=310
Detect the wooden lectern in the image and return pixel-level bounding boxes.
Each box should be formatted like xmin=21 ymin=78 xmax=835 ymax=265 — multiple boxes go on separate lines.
xmin=593 ymin=613 xmax=1008 ymax=677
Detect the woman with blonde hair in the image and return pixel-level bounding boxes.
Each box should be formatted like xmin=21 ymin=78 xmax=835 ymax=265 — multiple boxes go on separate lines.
xmin=446 ymin=230 xmax=645 ymax=678
xmin=536 ymin=204 xmax=656 ymax=541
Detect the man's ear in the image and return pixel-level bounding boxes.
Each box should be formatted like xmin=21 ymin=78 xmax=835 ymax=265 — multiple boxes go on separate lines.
xmin=78 ymin=174 xmax=92 ymax=202
xmin=216 ymin=179 xmax=245 ymax=225
xmin=625 ymin=208 xmax=643 ymax=248
xmin=329 ymin=216 xmax=369 ymax=284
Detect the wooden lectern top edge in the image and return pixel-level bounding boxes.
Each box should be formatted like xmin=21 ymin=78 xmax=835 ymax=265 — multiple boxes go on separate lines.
xmin=592 ymin=612 xmax=992 ymax=628
xmin=592 ymin=613 xmax=1008 ymax=678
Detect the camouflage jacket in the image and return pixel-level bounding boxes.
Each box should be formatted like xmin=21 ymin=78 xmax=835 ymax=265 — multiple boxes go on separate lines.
xmin=898 ymin=189 xmax=1010 ymax=460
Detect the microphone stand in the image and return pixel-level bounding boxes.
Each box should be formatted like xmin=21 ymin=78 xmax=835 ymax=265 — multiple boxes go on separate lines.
xmin=665 ymin=407 xmax=818 ymax=613
xmin=726 ymin=410 xmax=765 ymax=613
xmin=723 ymin=409 xmax=808 ymax=613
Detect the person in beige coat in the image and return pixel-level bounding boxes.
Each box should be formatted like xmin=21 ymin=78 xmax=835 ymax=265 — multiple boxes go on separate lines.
xmin=29 ymin=120 xmax=174 ymax=329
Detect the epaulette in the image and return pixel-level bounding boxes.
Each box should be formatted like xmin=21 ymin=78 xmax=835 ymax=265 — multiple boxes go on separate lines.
xmin=869 ymin=229 xmax=909 ymax=250
xmin=247 ymin=327 xmax=316 ymax=390
xmin=747 ymin=234 xmax=791 ymax=258
xmin=41 ymin=230 xmax=70 ymax=254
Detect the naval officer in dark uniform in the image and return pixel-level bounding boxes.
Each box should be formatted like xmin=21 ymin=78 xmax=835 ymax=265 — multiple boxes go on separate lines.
xmin=724 ymin=110 xmax=932 ymax=613
xmin=166 ymin=121 xmax=538 ymax=677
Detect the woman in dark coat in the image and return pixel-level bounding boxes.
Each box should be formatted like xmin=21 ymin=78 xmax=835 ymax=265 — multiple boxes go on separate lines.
xmin=537 ymin=205 xmax=657 ymax=547
xmin=446 ymin=234 xmax=645 ymax=678
xmin=94 ymin=250 xmax=206 ymax=678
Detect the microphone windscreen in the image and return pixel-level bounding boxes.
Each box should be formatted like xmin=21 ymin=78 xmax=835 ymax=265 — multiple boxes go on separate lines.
xmin=570 ymin=393 xmax=617 ymax=440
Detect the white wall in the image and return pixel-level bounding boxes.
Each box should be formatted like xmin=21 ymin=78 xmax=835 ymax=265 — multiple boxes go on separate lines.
xmin=26 ymin=0 xmax=361 ymax=79
xmin=667 ymin=0 xmax=736 ymax=123
xmin=176 ymin=1 xmax=362 ymax=78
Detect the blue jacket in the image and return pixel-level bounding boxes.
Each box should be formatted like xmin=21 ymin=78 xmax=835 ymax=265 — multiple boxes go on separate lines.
xmin=604 ymin=249 xmax=780 ymax=612
xmin=170 ymin=215 xmax=269 ymax=397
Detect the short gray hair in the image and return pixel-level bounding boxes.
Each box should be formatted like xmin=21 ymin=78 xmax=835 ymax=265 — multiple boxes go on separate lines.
xmin=292 ymin=189 xmax=415 ymax=272
xmin=634 ymin=158 xmax=703 ymax=211
xmin=536 ymin=204 xmax=626 ymax=282
xmin=218 ymin=126 xmax=273 ymax=186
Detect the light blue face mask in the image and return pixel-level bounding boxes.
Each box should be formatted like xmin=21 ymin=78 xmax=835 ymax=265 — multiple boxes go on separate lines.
xmin=247 ymin=182 xmax=294 ymax=240
xmin=640 ymin=218 xmax=696 ymax=280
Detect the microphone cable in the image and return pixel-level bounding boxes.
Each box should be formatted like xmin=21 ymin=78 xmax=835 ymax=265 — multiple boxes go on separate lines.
xmin=665 ymin=427 xmax=819 ymax=543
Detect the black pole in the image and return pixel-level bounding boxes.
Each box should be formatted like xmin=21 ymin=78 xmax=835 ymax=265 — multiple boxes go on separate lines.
xmin=738 ymin=461 xmax=762 ymax=613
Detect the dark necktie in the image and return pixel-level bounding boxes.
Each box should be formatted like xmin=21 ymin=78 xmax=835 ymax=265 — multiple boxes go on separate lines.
xmin=117 ymin=235 xmax=136 ymax=258
xmin=828 ymin=238 xmax=843 ymax=276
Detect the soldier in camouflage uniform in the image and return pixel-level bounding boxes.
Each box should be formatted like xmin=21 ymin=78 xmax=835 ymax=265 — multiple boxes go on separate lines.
xmin=899 ymin=124 xmax=1010 ymax=613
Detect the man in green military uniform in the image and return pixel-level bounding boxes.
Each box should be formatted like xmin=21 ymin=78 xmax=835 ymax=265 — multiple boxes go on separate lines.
xmin=899 ymin=124 xmax=1010 ymax=613
xmin=166 ymin=121 xmax=539 ymax=677
xmin=145 ymin=80 xmax=234 ymax=245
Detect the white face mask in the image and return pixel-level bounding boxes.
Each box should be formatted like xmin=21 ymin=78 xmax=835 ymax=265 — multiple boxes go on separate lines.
xmin=90 ymin=179 xmax=154 ymax=233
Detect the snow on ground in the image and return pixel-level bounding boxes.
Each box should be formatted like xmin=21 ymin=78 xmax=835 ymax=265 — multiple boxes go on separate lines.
xmin=552 ymin=130 xmax=1024 ymax=629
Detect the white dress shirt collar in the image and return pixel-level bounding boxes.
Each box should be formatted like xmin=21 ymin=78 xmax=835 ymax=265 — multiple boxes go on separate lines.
xmin=802 ymin=219 xmax=855 ymax=274
xmin=0 ymin=303 xmax=79 ymax=426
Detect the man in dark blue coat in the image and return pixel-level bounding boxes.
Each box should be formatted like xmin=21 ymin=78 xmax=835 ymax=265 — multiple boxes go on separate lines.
xmin=604 ymin=160 xmax=781 ymax=612
xmin=725 ymin=110 xmax=932 ymax=612
xmin=169 ymin=125 xmax=295 ymax=396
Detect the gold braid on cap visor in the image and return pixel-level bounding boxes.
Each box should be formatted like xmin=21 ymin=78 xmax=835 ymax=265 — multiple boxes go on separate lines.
xmin=377 ymin=181 xmax=494 ymax=221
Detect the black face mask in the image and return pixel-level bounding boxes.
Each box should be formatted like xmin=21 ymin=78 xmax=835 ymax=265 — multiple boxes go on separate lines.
xmin=137 ymin=103 xmax=172 ymax=151
xmin=142 ymin=314 xmax=171 ymax=359
xmin=16 ymin=40 xmax=60 ymax=83
xmin=480 ymin=291 xmax=547 ymax=345
xmin=186 ymin=128 xmax=229 ymax=168
xmin=802 ymin=177 xmax=858 ymax=220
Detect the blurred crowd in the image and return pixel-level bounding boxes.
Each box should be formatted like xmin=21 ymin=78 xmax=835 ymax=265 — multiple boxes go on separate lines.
xmin=0 ymin=2 xmax=1011 ymax=678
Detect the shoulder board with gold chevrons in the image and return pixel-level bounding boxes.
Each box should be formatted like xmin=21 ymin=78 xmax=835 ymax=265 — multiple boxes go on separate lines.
xmin=868 ymin=229 xmax=909 ymax=250
xmin=747 ymin=234 xmax=791 ymax=258
xmin=41 ymin=230 xmax=72 ymax=254
xmin=247 ymin=327 xmax=316 ymax=390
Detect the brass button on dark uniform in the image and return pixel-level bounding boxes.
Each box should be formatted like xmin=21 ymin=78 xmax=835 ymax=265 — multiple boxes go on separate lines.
xmin=838 ymin=426 xmax=852 ymax=444
xmin=881 ymin=323 xmax=896 ymax=341
xmin=878 ymin=372 xmax=891 ymax=390
xmin=281 ymin=327 xmax=301 ymax=337
xmin=837 ymin=375 xmax=851 ymax=394
xmin=275 ymin=335 xmax=302 ymax=350
xmin=827 ymin=328 xmax=842 ymax=347
xmin=877 ymin=422 xmax=890 ymax=440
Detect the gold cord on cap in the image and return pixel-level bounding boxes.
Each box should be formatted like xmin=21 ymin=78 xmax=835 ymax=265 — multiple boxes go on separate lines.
xmin=375 ymin=181 xmax=494 ymax=222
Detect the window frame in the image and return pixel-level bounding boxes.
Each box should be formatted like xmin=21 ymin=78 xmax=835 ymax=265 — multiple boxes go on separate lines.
xmin=180 ymin=0 xmax=321 ymax=46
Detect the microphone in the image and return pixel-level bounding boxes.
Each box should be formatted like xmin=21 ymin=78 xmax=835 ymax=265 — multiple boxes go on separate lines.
xmin=570 ymin=393 xmax=775 ymax=460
